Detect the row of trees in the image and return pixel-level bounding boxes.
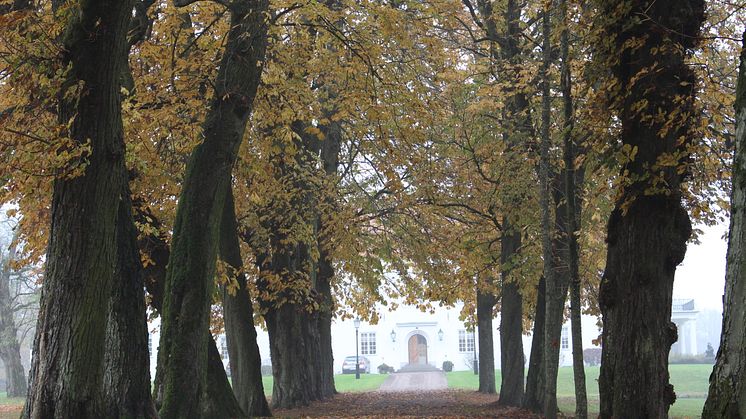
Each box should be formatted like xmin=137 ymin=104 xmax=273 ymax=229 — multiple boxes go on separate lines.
xmin=0 ymin=0 xmax=743 ymax=418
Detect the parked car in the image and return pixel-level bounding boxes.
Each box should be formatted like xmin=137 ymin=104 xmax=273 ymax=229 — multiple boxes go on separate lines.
xmin=342 ymin=355 xmax=370 ymax=374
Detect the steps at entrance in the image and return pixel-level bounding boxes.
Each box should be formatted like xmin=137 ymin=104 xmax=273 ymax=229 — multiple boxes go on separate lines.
xmin=396 ymin=363 xmax=441 ymax=373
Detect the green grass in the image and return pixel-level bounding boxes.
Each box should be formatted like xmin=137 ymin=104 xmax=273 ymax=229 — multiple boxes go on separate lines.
xmin=446 ymin=364 xmax=712 ymax=418
xmin=262 ymin=373 xmax=389 ymax=395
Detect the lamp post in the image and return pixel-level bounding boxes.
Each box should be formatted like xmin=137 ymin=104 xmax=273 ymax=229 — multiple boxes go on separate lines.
xmin=354 ymin=318 xmax=361 ymax=379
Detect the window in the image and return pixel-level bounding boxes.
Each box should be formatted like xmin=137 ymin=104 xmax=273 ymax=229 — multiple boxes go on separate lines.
xmin=561 ymin=326 xmax=569 ymax=350
xmin=148 ymin=334 xmax=152 ymax=357
xmin=459 ymin=329 xmax=475 ymax=352
xmin=361 ymin=332 xmax=376 ymax=355
xmin=220 ymin=338 xmax=229 ymax=360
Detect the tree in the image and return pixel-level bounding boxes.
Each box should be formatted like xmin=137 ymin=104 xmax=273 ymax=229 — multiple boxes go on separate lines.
xmin=703 ymin=30 xmax=746 ymax=419
xmin=0 ymin=225 xmax=33 ymax=398
xmin=153 ymin=0 xmax=270 ymax=416
xmin=596 ymin=0 xmax=705 ymax=417
xmin=21 ymin=0 xmax=143 ymax=416
xmin=219 ymin=187 xmax=271 ymax=416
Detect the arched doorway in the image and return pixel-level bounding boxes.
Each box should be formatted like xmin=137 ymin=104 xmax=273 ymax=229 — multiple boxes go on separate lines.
xmin=408 ymin=334 xmax=428 ymax=365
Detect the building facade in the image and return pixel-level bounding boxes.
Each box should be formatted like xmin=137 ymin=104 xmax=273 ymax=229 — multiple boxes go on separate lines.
xmin=146 ymin=298 xmax=701 ymax=377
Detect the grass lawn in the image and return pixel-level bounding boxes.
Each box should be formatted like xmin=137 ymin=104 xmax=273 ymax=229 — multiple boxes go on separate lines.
xmin=446 ymin=364 xmax=712 ymax=418
xmin=262 ymin=373 xmax=389 ymax=395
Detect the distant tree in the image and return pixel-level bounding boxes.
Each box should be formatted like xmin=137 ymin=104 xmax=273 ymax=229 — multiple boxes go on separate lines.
xmin=0 ymin=220 xmax=38 ymax=397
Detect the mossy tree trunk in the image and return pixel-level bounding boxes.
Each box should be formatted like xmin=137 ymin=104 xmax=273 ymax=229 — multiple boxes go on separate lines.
xmin=597 ymin=1 xmax=704 ymax=417
xmin=22 ymin=0 xmax=135 ymax=416
xmin=219 ymin=187 xmax=271 ymax=417
xmin=702 ymin=30 xmax=746 ymax=419
xmin=154 ymin=0 xmax=269 ymax=416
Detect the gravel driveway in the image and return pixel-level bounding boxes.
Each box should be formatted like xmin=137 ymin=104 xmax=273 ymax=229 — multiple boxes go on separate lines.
xmin=378 ymin=371 xmax=448 ymax=392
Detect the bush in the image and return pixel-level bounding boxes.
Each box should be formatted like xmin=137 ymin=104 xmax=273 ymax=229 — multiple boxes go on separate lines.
xmin=377 ymin=363 xmax=395 ymax=374
xmin=669 ymin=354 xmax=714 ymax=364
xmin=261 ymin=364 xmax=273 ymax=376
xmin=442 ymin=360 xmax=454 ymax=372
xmin=583 ymin=348 xmax=602 ymax=366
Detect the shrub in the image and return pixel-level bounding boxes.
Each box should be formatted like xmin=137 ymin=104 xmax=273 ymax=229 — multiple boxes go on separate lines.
xmin=261 ymin=364 xmax=273 ymax=376
xmin=583 ymin=348 xmax=602 ymax=366
xmin=442 ymin=360 xmax=454 ymax=372
xmin=377 ymin=363 xmax=395 ymax=374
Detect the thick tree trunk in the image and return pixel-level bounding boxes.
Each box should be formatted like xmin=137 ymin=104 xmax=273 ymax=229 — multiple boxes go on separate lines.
xmin=702 ymin=30 xmax=746 ymax=419
xmin=154 ymin=1 xmax=268 ymax=417
xmin=219 ymin=188 xmax=271 ymax=417
xmin=499 ymin=226 xmax=524 ymax=406
xmin=523 ymin=276 xmax=546 ymax=411
xmin=476 ymin=287 xmax=496 ymax=393
xmin=316 ymin=117 xmax=342 ymax=398
xmin=102 ymin=193 xmax=157 ymax=418
xmin=597 ymin=1 xmax=704 ymax=417
xmin=22 ymin=0 xmax=135 ymax=416
xmin=0 ymin=233 xmax=26 ymax=398
xmin=560 ymin=0 xmax=587 ymax=416
xmin=264 ymin=301 xmax=320 ymax=408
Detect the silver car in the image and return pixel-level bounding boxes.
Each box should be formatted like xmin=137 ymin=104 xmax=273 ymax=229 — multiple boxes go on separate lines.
xmin=342 ymin=355 xmax=370 ymax=374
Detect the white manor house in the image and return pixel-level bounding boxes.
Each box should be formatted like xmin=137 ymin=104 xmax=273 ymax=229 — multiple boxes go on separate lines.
xmin=147 ymin=298 xmax=701 ymax=376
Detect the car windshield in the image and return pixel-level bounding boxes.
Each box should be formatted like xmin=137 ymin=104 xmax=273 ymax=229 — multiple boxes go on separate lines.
xmin=344 ymin=357 xmax=357 ymax=361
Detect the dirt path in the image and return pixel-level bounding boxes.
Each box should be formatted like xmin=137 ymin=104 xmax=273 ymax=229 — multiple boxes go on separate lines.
xmin=379 ymin=371 xmax=448 ymax=392
xmin=274 ymin=390 xmax=539 ymax=418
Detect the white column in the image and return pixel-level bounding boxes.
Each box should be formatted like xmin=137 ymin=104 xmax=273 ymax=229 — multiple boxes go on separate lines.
xmin=689 ymin=320 xmax=697 ymax=355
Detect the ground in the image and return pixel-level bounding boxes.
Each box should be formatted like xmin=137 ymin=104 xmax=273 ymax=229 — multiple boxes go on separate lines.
xmin=275 ymin=390 xmax=537 ymax=418
xmin=0 ymin=364 xmax=711 ymax=417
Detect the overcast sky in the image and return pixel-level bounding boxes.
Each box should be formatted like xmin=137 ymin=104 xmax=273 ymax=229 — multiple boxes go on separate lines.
xmin=674 ymin=221 xmax=729 ymax=312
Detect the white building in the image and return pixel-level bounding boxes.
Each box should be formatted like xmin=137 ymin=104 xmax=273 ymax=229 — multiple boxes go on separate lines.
xmin=147 ymin=298 xmax=700 ymax=377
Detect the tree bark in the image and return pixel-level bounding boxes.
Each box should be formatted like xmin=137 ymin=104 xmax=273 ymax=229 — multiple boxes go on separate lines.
xmin=316 ymin=115 xmax=342 ymax=399
xmin=702 ymin=30 xmax=746 ymax=419
xmin=597 ymin=1 xmax=704 ymax=417
xmin=219 ymin=187 xmax=271 ymax=417
xmin=102 ymin=191 xmax=157 ymax=418
xmin=133 ymin=201 xmax=246 ymax=417
xmin=22 ymin=0 xmax=135 ymax=416
xmin=523 ymin=276 xmax=546 ymax=411
xmin=154 ymin=0 xmax=269 ymax=416
xmin=499 ymin=225 xmax=524 ymax=406
xmin=477 ymin=286 xmax=496 ymax=394
xmin=0 ymin=231 xmax=26 ymax=398
xmin=538 ymin=8 xmax=560 ymax=418
xmin=560 ymin=0 xmax=587 ymax=416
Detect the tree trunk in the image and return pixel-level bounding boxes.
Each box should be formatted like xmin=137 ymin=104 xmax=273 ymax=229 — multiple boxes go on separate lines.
xmin=523 ymin=276 xmax=546 ymax=411
xmin=499 ymin=226 xmax=524 ymax=406
xmin=203 ymin=334 xmax=246 ymax=419
xmin=264 ymin=301 xmax=320 ymax=408
xmin=538 ymin=8 xmax=561 ymax=418
xmin=219 ymin=187 xmax=271 ymax=417
xmin=476 ymin=287 xmax=496 ymax=393
xmin=23 ymin=0 xmax=135 ymax=416
xmin=597 ymin=1 xmax=704 ymax=417
xmin=316 ymin=116 xmax=342 ymax=399
xmin=133 ymin=201 xmax=246 ymax=417
xmin=544 ymin=174 xmax=571 ymax=418
xmin=154 ymin=1 xmax=268 ymax=417
xmin=560 ymin=0 xmax=587 ymax=416
xmin=102 ymin=192 xmax=157 ymax=418
xmin=0 ymin=231 xmax=26 ymax=398
xmin=702 ymin=30 xmax=746 ymax=419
